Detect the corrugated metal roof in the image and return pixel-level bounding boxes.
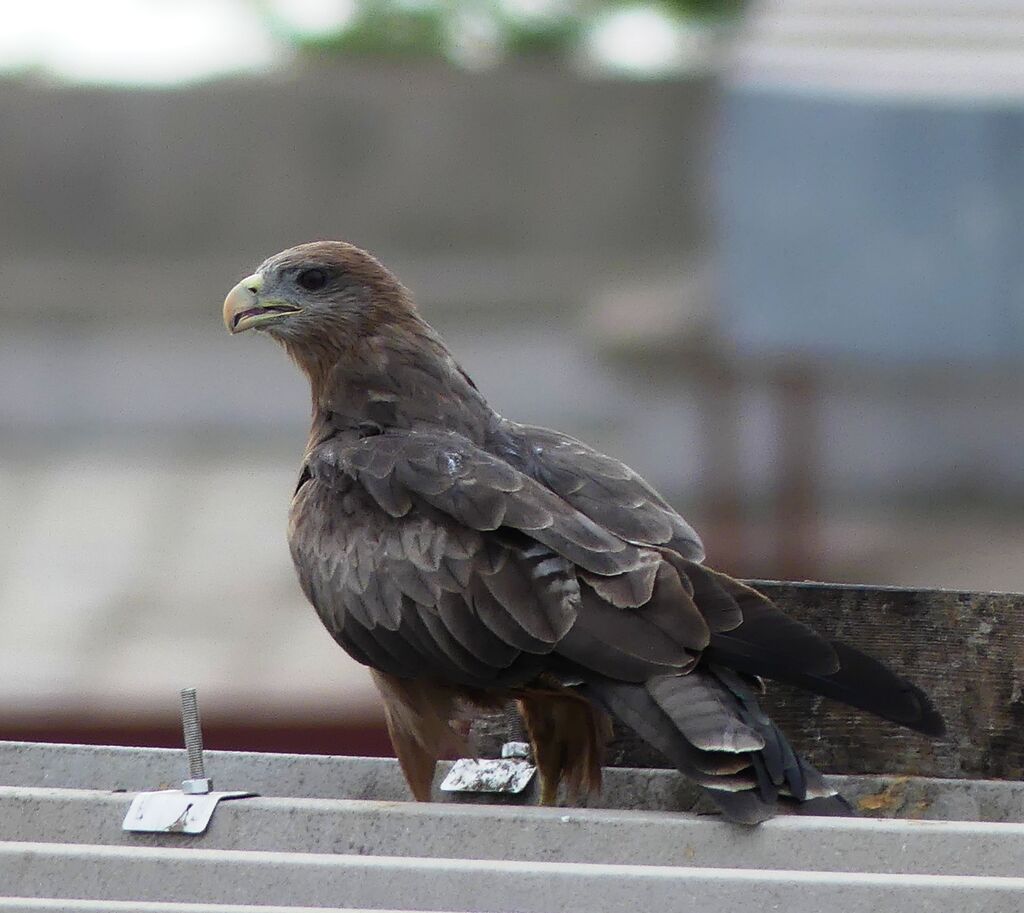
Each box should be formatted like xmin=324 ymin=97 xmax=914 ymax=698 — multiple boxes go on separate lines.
xmin=2 ymin=741 xmax=1023 ymax=911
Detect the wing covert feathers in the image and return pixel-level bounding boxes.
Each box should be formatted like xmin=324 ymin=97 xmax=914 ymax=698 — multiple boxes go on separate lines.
xmin=312 ymin=430 xmax=650 ymax=576
xmin=504 ymin=422 xmax=706 ymax=562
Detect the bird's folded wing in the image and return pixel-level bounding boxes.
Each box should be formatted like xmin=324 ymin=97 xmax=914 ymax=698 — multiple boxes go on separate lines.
xmin=500 ymin=423 xmax=705 ymax=562
xmin=291 ymin=479 xmax=573 ymax=684
xmin=309 ymin=429 xmax=657 ymax=577
xmin=293 ymin=429 xmax=713 ymax=683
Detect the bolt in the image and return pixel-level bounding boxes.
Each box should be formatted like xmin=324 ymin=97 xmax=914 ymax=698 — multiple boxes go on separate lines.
xmin=180 ymin=687 xmax=212 ymax=794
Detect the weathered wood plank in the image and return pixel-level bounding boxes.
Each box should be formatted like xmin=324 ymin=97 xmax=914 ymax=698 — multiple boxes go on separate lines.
xmin=471 ymin=581 xmax=1024 ymax=780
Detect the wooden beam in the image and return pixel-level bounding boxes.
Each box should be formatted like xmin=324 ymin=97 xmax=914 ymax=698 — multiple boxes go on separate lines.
xmin=472 ymin=581 xmax=1024 ymax=780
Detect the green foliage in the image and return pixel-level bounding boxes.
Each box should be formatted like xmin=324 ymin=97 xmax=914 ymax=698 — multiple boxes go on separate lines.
xmin=295 ymin=2 xmax=449 ymax=59
xmin=500 ymin=13 xmax=586 ymax=60
xmin=659 ymin=0 xmax=745 ymax=19
xmin=269 ymin=0 xmax=744 ymax=66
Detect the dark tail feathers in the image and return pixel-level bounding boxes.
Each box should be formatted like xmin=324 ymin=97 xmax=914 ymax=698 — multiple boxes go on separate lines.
xmin=705 ymin=634 xmax=945 ymax=738
xmin=684 ymin=565 xmax=945 ymax=738
xmin=583 ymin=666 xmax=852 ymax=825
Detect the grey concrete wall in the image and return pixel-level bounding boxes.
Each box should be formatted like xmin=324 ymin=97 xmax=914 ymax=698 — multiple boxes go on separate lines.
xmin=0 ymin=65 xmax=717 ymax=459
xmin=0 ymin=66 xmax=715 ymax=323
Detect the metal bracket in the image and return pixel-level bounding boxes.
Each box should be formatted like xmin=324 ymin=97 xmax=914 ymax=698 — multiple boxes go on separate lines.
xmin=122 ymin=687 xmax=257 ymax=834
xmin=122 ymin=789 xmax=255 ymax=834
xmin=440 ymin=741 xmax=537 ymax=795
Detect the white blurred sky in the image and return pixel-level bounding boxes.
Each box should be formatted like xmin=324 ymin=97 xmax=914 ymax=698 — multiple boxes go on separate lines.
xmin=0 ymin=0 xmax=703 ymax=85
xmin=0 ymin=0 xmax=281 ymax=84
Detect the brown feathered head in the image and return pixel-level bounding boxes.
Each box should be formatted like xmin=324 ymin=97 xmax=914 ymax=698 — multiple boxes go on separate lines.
xmin=223 ymin=240 xmax=414 ymax=344
xmin=224 ymin=241 xmax=485 ymax=425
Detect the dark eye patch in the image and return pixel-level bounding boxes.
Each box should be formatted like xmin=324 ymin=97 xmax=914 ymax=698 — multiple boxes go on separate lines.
xmin=296 ymin=268 xmax=328 ymax=292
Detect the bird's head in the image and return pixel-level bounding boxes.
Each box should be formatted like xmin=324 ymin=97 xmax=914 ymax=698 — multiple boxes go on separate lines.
xmin=223 ymin=240 xmax=412 ymax=343
xmin=224 ymin=240 xmax=482 ymax=423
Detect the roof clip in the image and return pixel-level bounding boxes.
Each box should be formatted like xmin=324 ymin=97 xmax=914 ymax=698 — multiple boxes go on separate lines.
xmin=440 ymin=740 xmax=537 ymax=795
xmin=122 ymin=687 xmax=256 ymax=834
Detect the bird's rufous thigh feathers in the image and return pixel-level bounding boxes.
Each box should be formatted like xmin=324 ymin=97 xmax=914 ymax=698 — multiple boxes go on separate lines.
xmin=517 ymin=689 xmax=612 ymax=806
xmin=370 ymin=670 xmax=465 ymax=801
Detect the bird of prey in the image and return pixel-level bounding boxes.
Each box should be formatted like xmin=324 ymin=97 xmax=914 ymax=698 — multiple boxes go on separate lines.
xmin=223 ymin=240 xmax=944 ymax=823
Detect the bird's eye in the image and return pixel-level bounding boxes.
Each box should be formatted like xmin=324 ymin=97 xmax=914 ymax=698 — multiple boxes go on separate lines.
xmin=296 ymin=268 xmax=328 ymax=292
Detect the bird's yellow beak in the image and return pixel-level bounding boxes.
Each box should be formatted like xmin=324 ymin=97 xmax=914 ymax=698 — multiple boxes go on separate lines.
xmin=223 ymin=273 xmax=303 ymax=334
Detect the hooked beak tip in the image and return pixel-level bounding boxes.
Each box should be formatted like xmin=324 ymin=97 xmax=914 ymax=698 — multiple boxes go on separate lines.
xmin=223 ymin=274 xmax=263 ymax=334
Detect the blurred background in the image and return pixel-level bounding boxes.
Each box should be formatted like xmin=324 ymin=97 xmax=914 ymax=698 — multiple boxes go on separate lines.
xmin=2 ymin=0 xmax=1024 ymax=755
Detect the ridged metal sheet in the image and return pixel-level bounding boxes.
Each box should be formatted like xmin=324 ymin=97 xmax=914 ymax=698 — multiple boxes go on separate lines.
xmin=2 ymin=742 xmax=1023 ymax=912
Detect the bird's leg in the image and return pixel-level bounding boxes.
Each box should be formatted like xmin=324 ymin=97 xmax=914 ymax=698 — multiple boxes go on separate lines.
xmin=517 ymin=690 xmax=611 ymax=807
xmin=538 ymin=766 xmax=562 ymax=807
xmin=382 ymin=707 xmax=436 ymax=801
xmin=371 ymin=670 xmax=462 ymax=801
xmin=517 ymin=695 xmax=565 ymax=806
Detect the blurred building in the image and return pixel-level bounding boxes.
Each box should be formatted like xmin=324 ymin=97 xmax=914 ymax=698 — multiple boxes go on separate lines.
xmin=0 ymin=65 xmax=716 ymax=750
xmin=2 ymin=0 xmax=1024 ymax=751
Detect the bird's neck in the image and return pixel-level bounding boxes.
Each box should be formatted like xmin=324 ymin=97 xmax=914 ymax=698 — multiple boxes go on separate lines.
xmin=292 ymin=312 xmax=495 ymax=452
